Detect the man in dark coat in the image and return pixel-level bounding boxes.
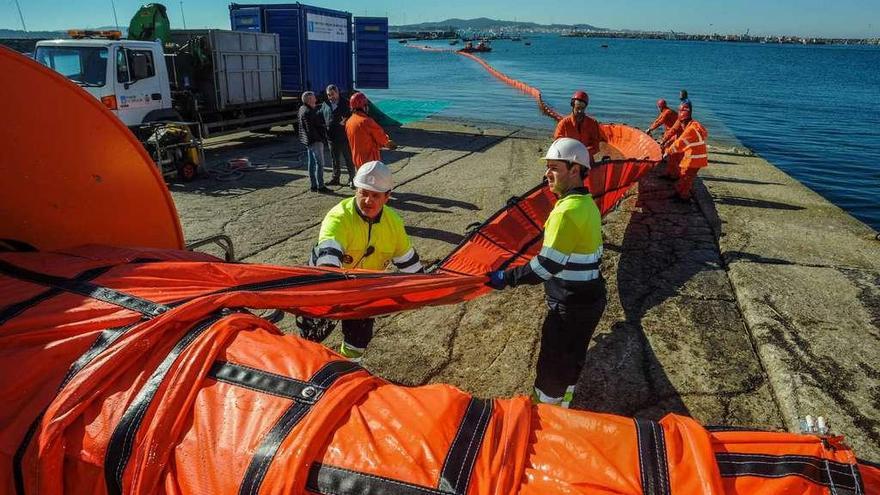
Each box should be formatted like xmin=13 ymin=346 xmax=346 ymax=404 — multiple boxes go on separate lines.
xmin=320 ymin=84 xmax=356 ymax=188
xmin=297 ymin=91 xmax=331 ymax=193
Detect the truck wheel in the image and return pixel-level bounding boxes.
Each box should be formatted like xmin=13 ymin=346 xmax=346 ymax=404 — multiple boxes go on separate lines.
xmin=143 ymin=109 xmax=184 ymax=123
xmin=177 ymin=162 xmax=198 ymax=182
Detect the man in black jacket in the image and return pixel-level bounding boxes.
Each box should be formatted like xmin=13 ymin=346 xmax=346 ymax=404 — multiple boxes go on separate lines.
xmin=320 ymin=84 xmax=356 ymax=188
xmin=297 ymin=91 xmax=331 ymax=193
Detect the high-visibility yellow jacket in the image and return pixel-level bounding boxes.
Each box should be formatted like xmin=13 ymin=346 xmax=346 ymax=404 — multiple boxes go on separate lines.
xmin=311 ymin=197 xmax=422 ymax=273
xmin=666 ymin=120 xmax=708 ymax=171
xmin=505 ymin=187 xmax=605 ymax=303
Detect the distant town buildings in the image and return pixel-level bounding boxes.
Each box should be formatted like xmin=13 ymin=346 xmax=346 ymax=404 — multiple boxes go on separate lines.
xmin=560 ymin=30 xmax=879 ymax=46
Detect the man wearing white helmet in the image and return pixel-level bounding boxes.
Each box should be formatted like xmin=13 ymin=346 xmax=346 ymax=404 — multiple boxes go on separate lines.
xmin=487 ymin=137 xmax=607 ymax=408
xmin=308 ymin=160 xmax=423 ymax=362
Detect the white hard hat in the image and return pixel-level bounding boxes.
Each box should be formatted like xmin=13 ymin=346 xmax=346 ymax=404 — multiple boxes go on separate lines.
xmin=543 ymin=137 xmax=592 ymax=169
xmin=353 ymin=161 xmax=393 ymax=193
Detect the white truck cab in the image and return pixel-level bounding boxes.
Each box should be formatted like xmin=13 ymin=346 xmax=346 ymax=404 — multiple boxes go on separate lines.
xmin=34 ymin=37 xmax=174 ymax=127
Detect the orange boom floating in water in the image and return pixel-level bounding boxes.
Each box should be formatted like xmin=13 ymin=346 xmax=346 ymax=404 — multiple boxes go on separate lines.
xmin=1 ymin=47 xmax=878 ymax=495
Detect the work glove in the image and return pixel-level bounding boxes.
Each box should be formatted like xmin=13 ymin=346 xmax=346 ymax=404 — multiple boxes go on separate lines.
xmin=486 ymin=270 xmax=508 ymax=290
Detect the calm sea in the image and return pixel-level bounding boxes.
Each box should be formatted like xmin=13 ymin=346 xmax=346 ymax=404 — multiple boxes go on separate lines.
xmin=368 ymin=36 xmax=880 ymax=230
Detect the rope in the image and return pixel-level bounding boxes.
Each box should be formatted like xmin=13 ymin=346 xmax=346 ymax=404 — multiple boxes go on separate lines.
xmin=406 ymin=44 xmax=564 ymax=122
xmin=208 ymin=158 xmax=274 ymax=182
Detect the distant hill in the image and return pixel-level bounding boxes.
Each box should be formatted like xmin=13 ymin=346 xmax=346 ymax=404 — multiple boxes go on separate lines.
xmin=392 ymin=17 xmax=604 ymax=32
xmin=0 ymin=29 xmax=65 ymax=39
xmin=0 ymin=26 xmax=127 ymax=39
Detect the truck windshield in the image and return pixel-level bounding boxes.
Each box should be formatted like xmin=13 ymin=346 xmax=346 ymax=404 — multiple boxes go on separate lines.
xmin=35 ymin=46 xmax=108 ymax=87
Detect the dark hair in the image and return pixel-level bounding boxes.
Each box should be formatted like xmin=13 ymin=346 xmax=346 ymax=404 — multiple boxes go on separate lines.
xmin=680 ymin=89 xmax=688 ymax=98
xmin=564 ymin=161 xmax=589 ymax=180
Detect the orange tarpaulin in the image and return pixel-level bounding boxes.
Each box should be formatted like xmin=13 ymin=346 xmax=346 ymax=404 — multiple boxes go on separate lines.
xmin=0 ymin=246 xmax=876 ymax=494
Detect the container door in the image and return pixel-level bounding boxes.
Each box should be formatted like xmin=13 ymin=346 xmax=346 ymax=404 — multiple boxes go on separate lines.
xmin=353 ymin=17 xmax=388 ymax=89
xmin=265 ymin=8 xmax=305 ymax=93
xmin=230 ymin=7 xmax=263 ymax=32
xmin=303 ymin=8 xmax=352 ymax=94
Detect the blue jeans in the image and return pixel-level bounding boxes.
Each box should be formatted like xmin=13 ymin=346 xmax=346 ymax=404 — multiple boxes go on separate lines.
xmin=306 ymin=142 xmax=326 ymax=189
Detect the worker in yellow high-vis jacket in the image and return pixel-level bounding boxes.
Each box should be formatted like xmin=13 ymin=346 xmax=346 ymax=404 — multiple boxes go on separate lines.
xmin=308 ymin=160 xmax=423 ymax=362
xmin=487 ymin=137 xmax=607 ymax=408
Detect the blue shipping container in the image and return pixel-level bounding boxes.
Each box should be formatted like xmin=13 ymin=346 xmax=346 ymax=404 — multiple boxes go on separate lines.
xmin=353 ymin=17 xmax=389 ymax=89
xmin=230 ymin=3 xmax=386 ymax=95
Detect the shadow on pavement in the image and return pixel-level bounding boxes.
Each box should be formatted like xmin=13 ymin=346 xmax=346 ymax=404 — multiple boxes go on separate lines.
xmin=167 ymin=168 xmax=307 ymax=197
xmin=391 ymin=192 xmax=479 ymax=214
xmin=703 ymin=176 xmax=783 ymax=186
xmin=715 ymin=196 xmax=805 ymax=211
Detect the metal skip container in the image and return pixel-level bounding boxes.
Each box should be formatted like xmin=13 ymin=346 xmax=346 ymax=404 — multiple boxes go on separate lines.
xmin=229 ymin=3 xmax=354 ymax=95
xmin=168 ymin=29 xmax=282 ymax=112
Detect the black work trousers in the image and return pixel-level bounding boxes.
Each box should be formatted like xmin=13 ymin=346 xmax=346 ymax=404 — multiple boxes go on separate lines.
xmin=341 ymin=318 xmax=375 ymax=349
xmin=328 ymin=136 xmax=355 ymax=181
xmin=534 ymin=295 xmax=607 ymax=398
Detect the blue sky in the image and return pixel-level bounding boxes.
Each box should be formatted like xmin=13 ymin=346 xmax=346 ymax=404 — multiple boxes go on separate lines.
xmin=3 ymin=0 xmax=878 ymax=38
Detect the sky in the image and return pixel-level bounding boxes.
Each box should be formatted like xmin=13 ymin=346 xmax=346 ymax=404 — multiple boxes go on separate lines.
xmin=2 ymin=0 xmax=878 ymax=38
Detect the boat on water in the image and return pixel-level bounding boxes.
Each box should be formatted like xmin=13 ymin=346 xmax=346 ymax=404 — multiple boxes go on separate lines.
xmin=525 ymin=41 xmax=532 ymax=46
xmin=398 ymin=39 xmax=408 ymax=44
xmin=458 ymin=40 xmax=492 ymax=53
xmin=601 ymin=44 xmax=609 ymax=48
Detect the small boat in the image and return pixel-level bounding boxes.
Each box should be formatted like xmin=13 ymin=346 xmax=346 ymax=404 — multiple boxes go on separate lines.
xmin=398 ymin=39 xmax=408 ymax=44
xmin=524 ymin=41 xmax=531 ymax=46
xmin=511 ymin=36 xmax=522 ymax=41
xmin=601 ymin=44 xmax=609 ymax=48
xmin=458 ymin=40 xmax=492 ymax=53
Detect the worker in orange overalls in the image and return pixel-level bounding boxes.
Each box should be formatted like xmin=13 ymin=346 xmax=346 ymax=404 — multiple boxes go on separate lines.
xmin=345 ymin=92 xmax=397 ymax=170
xmin=645 ymin=98 xmax=678 ymax=137
xmin=554 ymin=90 xmax=603 ymax=157
xmin=659 ymin=103 xmax=693 ymax=180
xmin=663 ymin=114 xmax=708 ymax=201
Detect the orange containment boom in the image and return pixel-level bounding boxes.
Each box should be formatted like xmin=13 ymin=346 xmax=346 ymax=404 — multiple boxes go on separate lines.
xmin=0 ymin=47 xmax=184 ymax=251
xmin=0 ymin=246 xmax=877 ymax=494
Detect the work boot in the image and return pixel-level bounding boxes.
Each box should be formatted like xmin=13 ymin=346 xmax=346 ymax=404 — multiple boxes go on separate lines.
xmin=317 ymin=186 xmax=333 ymax=194
xmin=339 ymin=342 xmax=365 ymax=363
xmin=327 ymin=177 xmax=341 ymax=186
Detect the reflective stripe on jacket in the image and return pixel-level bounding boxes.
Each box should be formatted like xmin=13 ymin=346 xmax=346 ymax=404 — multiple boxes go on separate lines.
xmin=311 ymin=197 xmax=422 ymax=273
xmin=667 ymin=120 xmax=709 ymax=170
xmin=505 ymin=187 xmax=605 ymax=303
xmin=554 ymin=115 xmax=603 ymax=157
xmin=345 ymin=112 xmax=390 ymax=168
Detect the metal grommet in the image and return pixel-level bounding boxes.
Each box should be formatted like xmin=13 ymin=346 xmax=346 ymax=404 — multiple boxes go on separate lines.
xmin=301 ymin=386 xmax=317 ymax=399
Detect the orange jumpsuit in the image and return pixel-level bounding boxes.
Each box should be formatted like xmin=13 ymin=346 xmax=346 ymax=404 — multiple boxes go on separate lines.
xmin=648 ymin=108 xmax=678 ymax=134
xmin=665 ymin=120 xmax=708 ymax=199
xmin=345 ymin=112 xmax=390 ymax=169
xmin=554 ymin=114 xmax=603 ymax=156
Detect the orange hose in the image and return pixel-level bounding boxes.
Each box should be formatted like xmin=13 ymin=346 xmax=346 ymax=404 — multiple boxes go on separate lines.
xmin=406 ymin=44 xmax=564 ymax=122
